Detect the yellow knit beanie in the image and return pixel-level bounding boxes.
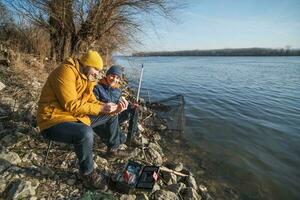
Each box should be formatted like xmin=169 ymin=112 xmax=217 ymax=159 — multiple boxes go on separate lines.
xmin=79 ymin=50 xmax=103 ymax=70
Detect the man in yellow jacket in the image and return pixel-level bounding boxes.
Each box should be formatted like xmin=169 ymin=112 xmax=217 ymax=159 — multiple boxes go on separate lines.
xmin=37 ymin=50 xmax=128 ymax=190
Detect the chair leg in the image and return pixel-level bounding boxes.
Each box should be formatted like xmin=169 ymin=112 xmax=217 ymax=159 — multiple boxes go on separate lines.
xmin=43 ymin=140 xmax=53 ymax=166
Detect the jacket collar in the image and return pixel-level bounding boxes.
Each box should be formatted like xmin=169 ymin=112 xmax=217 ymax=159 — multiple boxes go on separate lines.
xmin=64 ymin=57 xmax=88 ymax=80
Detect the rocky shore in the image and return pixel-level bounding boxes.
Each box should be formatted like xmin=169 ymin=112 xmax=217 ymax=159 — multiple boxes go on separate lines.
xmin=0 ymin=49 xmax=213 ymax=200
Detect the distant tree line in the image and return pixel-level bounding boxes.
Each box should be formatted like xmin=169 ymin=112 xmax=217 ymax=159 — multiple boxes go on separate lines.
xmin=133 ymin=48 xmax=300 ymax=57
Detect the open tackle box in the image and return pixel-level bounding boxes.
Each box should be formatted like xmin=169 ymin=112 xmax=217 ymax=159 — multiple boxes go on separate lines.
xmin=115 ymin=160 xmax=160 ymax=194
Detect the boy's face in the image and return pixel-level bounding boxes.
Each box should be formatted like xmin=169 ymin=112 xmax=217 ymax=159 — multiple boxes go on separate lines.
xmin=106 ymin=74 xmax=120 ymax=86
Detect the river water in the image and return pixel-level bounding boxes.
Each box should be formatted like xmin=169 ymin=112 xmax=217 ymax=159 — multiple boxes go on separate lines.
xmin=115 ymin=56 xmax=300 ymax=200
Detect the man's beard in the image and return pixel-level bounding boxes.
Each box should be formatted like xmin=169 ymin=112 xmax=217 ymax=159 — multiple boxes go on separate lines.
xmin=88 ymin=73 xmax=102 ymax=82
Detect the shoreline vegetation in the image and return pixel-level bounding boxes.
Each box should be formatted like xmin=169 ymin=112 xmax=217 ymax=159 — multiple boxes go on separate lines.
xmin=132 ymin=48 xmax=300 ymax=57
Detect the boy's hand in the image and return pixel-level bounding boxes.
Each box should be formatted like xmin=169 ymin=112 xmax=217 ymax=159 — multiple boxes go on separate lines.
xmin=132 ymin=103 xmax=139 ymax=109
xmin=116 ymin=97 xmax=128 ymax=113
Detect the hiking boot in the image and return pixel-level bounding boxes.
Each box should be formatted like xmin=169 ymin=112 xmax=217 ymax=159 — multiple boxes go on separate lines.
xmin=106 ymin=148 xmax=135 ymax=160
xmin=80 ymin=170 xmax=108 ymax=191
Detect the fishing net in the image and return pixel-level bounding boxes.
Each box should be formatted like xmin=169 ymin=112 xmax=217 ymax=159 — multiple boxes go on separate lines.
xmin=147 ymin=94 xmax=186 ymax=136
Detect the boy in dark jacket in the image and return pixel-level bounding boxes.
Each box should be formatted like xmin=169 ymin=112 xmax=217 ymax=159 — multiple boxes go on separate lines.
xmin=92 ymin=65 xmax=141 ymax=158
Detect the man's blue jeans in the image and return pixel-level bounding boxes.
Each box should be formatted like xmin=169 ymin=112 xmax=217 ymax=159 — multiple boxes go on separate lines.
xmin=41 ymin=115 xmax=124 ymax=175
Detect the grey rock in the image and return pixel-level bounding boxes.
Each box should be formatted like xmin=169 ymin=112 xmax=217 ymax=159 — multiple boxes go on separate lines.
xmin=162 ymin=171 xmax=177 ymax=185
xmin=166 ymin=182 xmax=186 ymax=194
xmin=152 ymin=190 xmax=179 ymax=200
xmin=56 ymin=193 xmax=64 ymax=199
xmin=95 ymin=155 xmax=109 ymax=167
xmin=181 ymin=187 xmax=201 ymax=200
xmin=67 ymin=178 xmax=76 ymax=186
xmin=120 ymin=194 xmax=136 ymax=200
xmin=180 ymin=168 xmax=193 ymax=176
xmin=148 ymin=142 xmax=163 ymax=155
xmin=6 ymin=166 xmax=27 ymax=178
xmin=60 ymin=160 xmax=69 ymax=169
xmin=140 ymin=135 xmax=149 ymax=145
xmin=137 ymin=123 xmax=145 ymax=132
xmin=0 ymin=122 xmax=4 ymax=132
xmin=119 ymin=143 xmax=128 ymax=150
xmin=70 ymin=188 xmax=80 ymax=196
xmin=0 ymin=178 xmax=8 ymax=194
xmin=158 ymin=124 xmax=167 ymax=131
xmin=145 ymin=148 xmax=163 ymax=165
xmin=198 ymin=184 xmax=208 ymax=193
xmin=139 ymin=98 xmax=145 ymax=104
xmin=152 ymin=183 xmax=161 ymax=193
xmin=142 ymin=106 xmax=148 ymax=112
xmin=5 ymin=179 xmax=39 ymax=200
xmin=152 ymin=133 xmax=161 ymax=141
xmin=22 ymin=152 xmax=42 ymax=165
xmin=0 ymin=151 xmax=21 ymax=165
xmin=0 ymin=158 xmax=11 ymax=173
xmin=1 ymin=132 xmax=27 ymax=147
xmin=168 ymin=162 xmax=183 ymax=172
xmin=59 ymin=183 xmax=67 ymax=190
xmin=136 ymin=193 xmax=149 ymax=200
xmin=0 ymin=81 xmax=5 ymax=91
xmin=40 ymin=166 xmax=55 ymax=177
xmin=186 ymin=176 xmax=198 ymax=190
xmin=23 ymin=102 xmax=37 ymax=122
xmin=0 ymin=144 xmax=5 ymax=153
xmin=0 ymin=97 xmax=18 ymax=112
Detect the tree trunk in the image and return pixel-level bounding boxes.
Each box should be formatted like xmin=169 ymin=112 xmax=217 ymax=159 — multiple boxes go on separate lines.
xmin=49 ymin=0 xmax=75 ymax=62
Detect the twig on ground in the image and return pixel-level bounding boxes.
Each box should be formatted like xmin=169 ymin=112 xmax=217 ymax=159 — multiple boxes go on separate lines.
xmin=142 ymin=113 xmax=153 ymax=123
xmin=159 ymin=166 xmax=188 ymax=177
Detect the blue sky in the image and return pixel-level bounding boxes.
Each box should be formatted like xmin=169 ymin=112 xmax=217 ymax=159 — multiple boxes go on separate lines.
xmin=135 ymin=0 xmax=300 ymax=52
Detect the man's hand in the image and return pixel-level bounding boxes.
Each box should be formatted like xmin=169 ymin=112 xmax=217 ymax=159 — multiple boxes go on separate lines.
xmin=101 ymin=102 xmax=118 ymax=114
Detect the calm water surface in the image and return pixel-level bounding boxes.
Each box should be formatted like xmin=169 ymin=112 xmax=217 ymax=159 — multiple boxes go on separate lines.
xmin=115 ymin=56 xmax=300 ymax=200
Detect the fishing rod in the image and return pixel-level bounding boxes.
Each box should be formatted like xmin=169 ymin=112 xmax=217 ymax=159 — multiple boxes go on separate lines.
xmin=136 ymin=64 xmax=144 ymax=102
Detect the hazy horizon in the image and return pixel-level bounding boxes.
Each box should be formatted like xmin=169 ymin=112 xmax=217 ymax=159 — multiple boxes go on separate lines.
xmin=131 ymin=0 xmax=300 ymax=53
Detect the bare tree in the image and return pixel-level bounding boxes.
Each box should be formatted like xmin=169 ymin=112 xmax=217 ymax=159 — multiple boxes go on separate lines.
xmin=0 ymin=2 xmax=14 ymax=42
xmin=5 ymin=0 xmax=181 ymax=62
